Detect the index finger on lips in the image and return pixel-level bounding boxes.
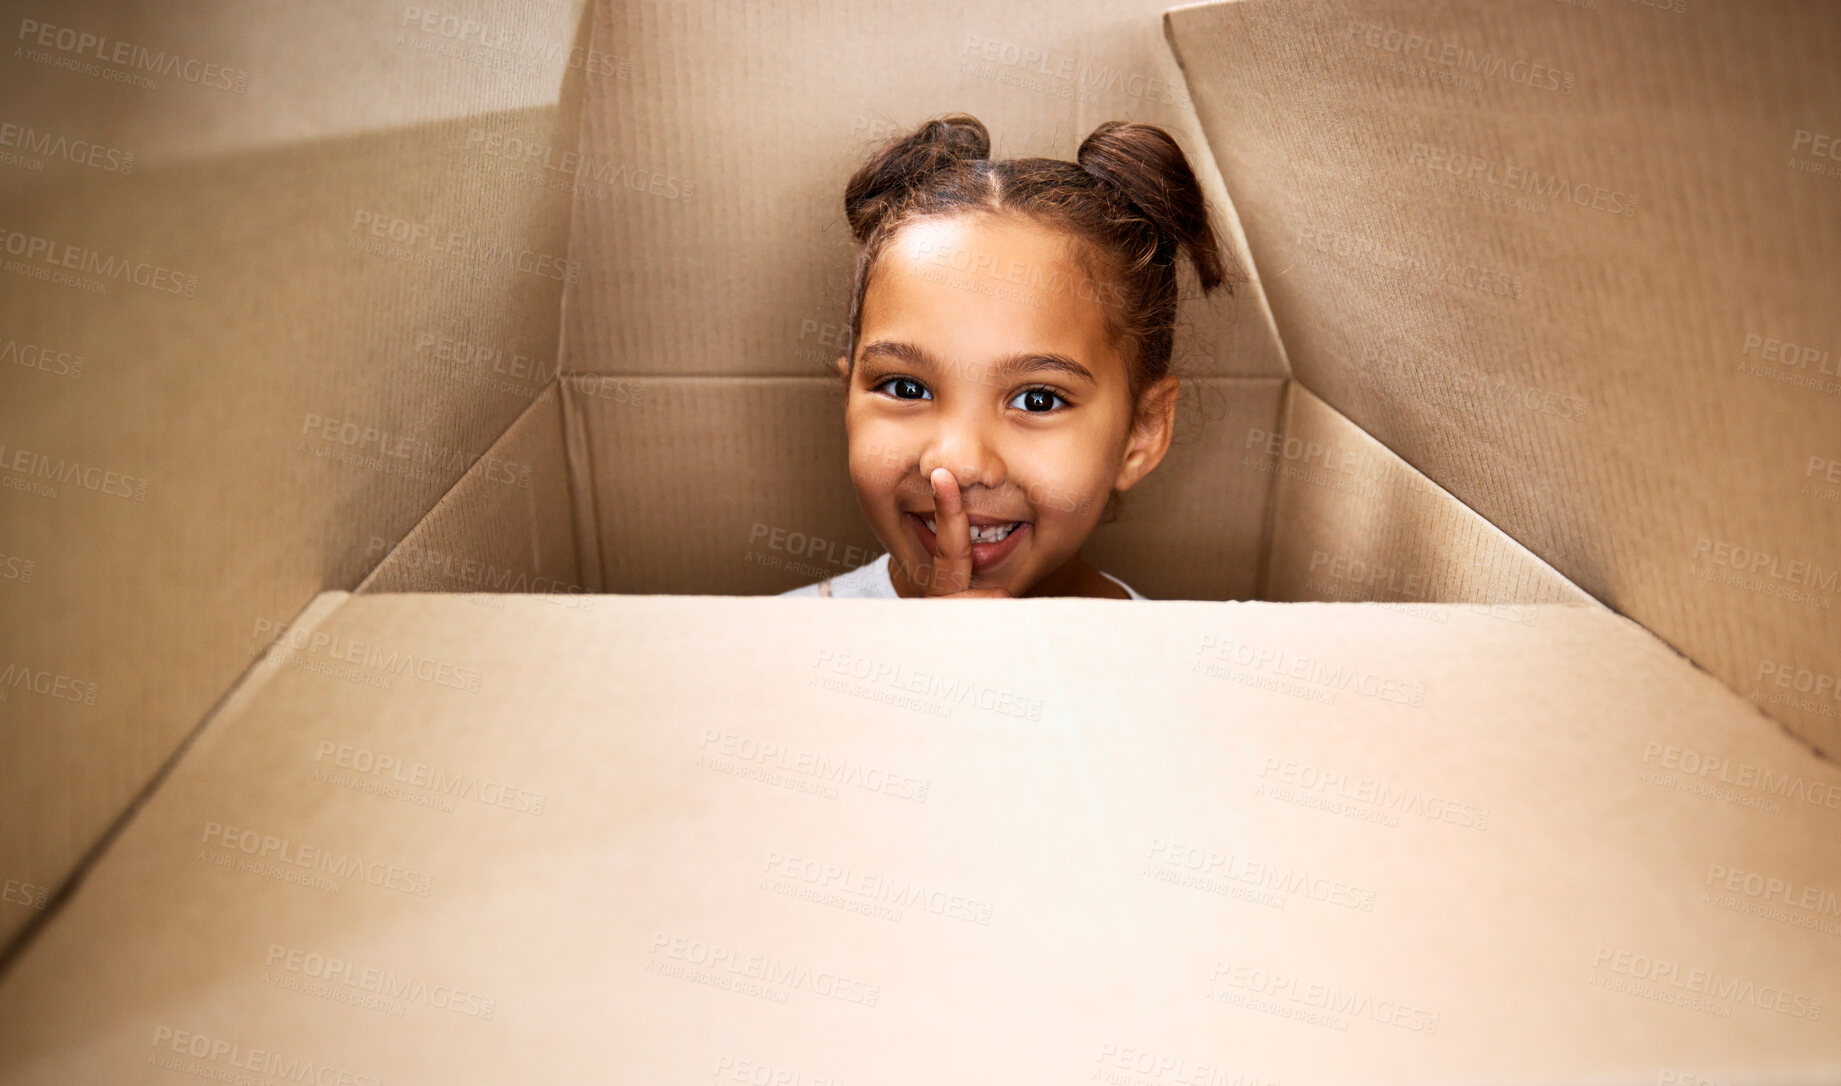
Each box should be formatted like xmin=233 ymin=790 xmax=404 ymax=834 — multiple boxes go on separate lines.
xmin=925 ymin=467 xmax=973 ymax=596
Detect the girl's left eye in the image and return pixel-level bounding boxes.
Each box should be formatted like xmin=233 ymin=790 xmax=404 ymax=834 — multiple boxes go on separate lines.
xmin=1009 ymin=387 xmax=1069 ymax=413
xmin=872 ymin=377 xmax=931 ymax=401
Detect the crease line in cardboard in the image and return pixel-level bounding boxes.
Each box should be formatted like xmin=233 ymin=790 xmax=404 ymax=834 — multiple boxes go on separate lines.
xmin=558 ymin=374 xmax=608 ymax=592
xmin=0 ymin=591 xmax=353 ymax=978
xmin=353 ymin=383 xmax=572 ymax=595
xmin=1252 ymin=378 xmax=1295 ymax=599
xmin=1161 ymin=5 xmax=1294 ymax=383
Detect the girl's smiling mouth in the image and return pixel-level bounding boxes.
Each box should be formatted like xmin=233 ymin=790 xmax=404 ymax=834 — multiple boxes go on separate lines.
xmin=908 ymin=511 xmax=1031 ymax=569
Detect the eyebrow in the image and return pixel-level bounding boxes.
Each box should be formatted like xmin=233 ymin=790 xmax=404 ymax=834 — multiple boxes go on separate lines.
xmin=857 ymin=340 xmax=1097 ymax=386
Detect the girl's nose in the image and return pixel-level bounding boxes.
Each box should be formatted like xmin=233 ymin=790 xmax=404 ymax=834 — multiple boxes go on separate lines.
xmin=920 ymin=409 xmax=1006 ymax=492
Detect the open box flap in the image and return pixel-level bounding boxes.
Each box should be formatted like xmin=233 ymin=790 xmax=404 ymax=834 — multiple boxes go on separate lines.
xmin=1165 ymin=0 xmax=1841 ymax=751
xmin=0 ymin=0 xmax=594 ymax=949
xmin=1 ymin=594 xmax=1836 ymax=1081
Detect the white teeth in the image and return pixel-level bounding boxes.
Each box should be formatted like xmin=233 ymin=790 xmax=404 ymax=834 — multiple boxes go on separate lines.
xmin=920 ymin=516 xmax=1023 ymax=543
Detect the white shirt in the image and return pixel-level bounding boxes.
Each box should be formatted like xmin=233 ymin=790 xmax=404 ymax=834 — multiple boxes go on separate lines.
xmin=778 ymin=552 xmax=1148 ymax=599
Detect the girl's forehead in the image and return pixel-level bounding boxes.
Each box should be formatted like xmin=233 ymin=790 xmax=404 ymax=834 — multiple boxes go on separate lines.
xmin=885 ymin=212 xmax=1082 ymax=276
xmin=866 ymin=213 xmax=1123 ymax=377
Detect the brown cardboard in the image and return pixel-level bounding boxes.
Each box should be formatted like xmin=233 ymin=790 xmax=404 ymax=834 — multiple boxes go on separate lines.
xmin=1082 ymin=377 xmax=1284 ymax=603
xmin=560 ymin=0 xmax=1289 ymax=383
xmin=358 ymin=385 xmax=582 ymax=598
xmin=1165 ymin=0 xmax=1841 ymax=752
xmin=5 ymin=19 xmax=1838 ymax=1086
xmin=0 ymin=0 xmax=592 ymax=946
xmin=552 ymin=372 xmax=1288 ymax=600
xmin=1265 ymin=385 xmax=1593 ymax=609
xmin=2 ymin=594 xmax=1837 ymax=1082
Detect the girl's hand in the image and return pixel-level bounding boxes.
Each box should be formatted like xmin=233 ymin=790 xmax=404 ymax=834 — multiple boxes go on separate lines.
xmin=921 ymin=468 xmax=1012 ymax=599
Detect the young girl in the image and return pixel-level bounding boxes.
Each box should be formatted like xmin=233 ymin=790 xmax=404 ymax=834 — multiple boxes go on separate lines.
xmin=781 ymin=113 xmax=1227 ymax=600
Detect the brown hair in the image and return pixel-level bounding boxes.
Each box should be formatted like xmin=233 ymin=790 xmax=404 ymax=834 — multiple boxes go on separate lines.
xmin=840 ymin=112 xmax=1229 ymax=412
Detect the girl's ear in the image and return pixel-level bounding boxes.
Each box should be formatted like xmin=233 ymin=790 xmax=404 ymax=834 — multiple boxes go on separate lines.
xmin=834 ymin=354 xmax=850 ymax=381
xmin=1113 ymin=374 xmax=1183 ymax=493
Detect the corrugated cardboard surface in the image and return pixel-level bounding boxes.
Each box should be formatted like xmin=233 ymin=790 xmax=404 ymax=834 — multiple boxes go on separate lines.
xmin=560 ymin=0 xmax=1289 ymax=385
xmin=1 ymin=595 xmax=1836 ymax=1083
xmin=0 ymin=0 xmax=589 ymax=947
xmin=1267 ymin=385 xmax=1592 ymax=609
xmin=562 ymin=373 xmax=1287 ymax=600
xmin=1166 ymin=0 xmax=1841 ymax=752
xmin=1083 ymin=377 xmax=1283 ymax=602
xmin=358 ymin=385 xmax=582 ymax=599
xmin=562 ymin=375 xmax=874 ymax=594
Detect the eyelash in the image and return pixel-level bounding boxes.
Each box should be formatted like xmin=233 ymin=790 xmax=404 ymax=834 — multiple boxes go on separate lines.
xmin=869 ymin=375 xmax=1074 ymax=413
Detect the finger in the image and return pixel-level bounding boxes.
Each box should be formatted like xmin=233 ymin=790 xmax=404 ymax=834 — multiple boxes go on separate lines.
xmin=924 ymin=467 xmax=973 ymax=596
xmin=945 ymin=587 xmax=1012 ymax=598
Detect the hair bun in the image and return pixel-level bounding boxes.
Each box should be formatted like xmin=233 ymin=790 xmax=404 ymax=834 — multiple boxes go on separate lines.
xmin=844 ymin=114 xmax=990 ymax=243
xmin=1077 ymin=121 xmax=1224 ymax=293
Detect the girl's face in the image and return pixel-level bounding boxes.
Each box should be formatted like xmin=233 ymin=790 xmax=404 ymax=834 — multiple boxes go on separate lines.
xmin=837 ymin=211 xmax=1179 ymax=597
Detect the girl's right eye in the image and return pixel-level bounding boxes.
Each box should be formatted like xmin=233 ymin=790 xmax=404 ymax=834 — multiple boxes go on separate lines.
xmin=872 ymin=376 xmax=931 ymax=401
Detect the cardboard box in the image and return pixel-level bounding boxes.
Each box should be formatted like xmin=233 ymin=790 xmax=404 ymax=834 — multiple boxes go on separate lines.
xmin=0 ymin=0 xmax=596 ymax=949
xmin=2 ymin=0 xmax=1838 ymax=1079
xmin=2 ymin=595 xmax=1839 ymax=1083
